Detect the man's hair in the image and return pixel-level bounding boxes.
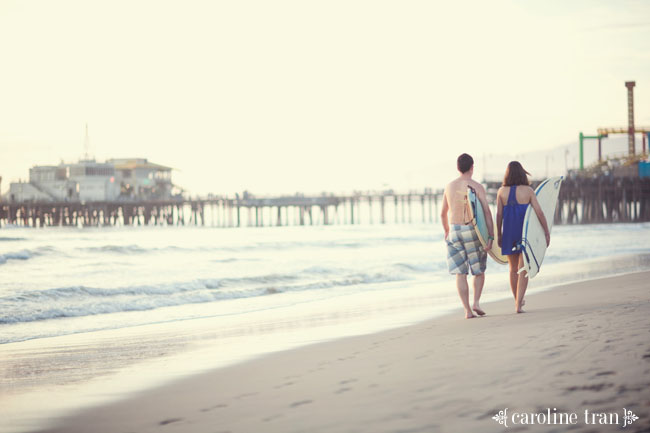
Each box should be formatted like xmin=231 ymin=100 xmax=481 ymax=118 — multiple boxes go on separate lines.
xmin=457 ymin=153 xmax=474 ymax=174
xmin=503 ymin=161 xmax=531 ymax=186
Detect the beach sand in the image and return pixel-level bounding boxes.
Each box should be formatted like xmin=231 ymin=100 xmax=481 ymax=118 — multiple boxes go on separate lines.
xmin=37 ymin=271 xmax=650 ymax=433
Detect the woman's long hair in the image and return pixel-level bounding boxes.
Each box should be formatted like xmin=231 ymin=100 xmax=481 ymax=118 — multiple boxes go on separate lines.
xmin=503 ymin=161 xmax=530 ymax=186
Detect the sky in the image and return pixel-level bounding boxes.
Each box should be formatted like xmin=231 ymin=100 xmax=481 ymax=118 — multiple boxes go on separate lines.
xmin=1 ymin=0 xmax=649 ymax=196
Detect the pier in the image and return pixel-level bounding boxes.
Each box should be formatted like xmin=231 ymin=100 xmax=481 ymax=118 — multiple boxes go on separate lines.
xmin=556 ymin=177 xmax=650 ymax=224
xmin=0 ymin=191 xmax=442 ymax=228
xmin=1 ymin=177 xmax=649 ymax=228
xmin=485 ymin=177 xmax=650 ymax=225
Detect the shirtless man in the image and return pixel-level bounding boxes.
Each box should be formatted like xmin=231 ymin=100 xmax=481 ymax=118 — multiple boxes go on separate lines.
xmin=441 ymin=153 xmax=494 ymax=319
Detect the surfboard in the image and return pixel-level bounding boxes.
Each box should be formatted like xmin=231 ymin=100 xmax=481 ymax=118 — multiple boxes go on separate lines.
xmin=520 ymin=176 xmax=564 ymax=279
xmin=467 ymin=187 xmax=507 ymax=265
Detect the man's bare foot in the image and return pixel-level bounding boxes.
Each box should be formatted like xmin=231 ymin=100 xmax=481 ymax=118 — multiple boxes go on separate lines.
xmin=465 ymin=311 xmax=476 ymax=319
xmin=472 ymin=306 xmax=486 ymax=316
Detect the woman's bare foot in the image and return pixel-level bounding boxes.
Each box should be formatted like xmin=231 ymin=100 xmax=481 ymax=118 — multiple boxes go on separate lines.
xmin=465 ymin=310 xmax=476 ymax=319
xmin=472 ymin=306 xmax=486 ymax=316
xmin=514 ymin=297 xmax=526 ymax=313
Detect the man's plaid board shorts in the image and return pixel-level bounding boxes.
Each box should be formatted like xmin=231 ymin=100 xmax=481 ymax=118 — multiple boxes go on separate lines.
xmin=445 ymin=224 xmax=487 ymax=275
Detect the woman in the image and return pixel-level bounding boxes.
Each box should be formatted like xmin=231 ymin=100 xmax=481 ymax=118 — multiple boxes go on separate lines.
xmin=496 ymin=161 xmax=550 ymax=313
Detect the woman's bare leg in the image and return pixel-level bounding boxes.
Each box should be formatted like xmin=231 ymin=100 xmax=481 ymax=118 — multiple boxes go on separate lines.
xmin=516 ymin=254 xmax=528 ymax=313
xmin=507 ymin=254 xmax=519 ymax=299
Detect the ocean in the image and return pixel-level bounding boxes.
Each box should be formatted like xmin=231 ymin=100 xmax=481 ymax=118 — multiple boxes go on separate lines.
xmin=1 ymin=221 xmax=650 ymax=432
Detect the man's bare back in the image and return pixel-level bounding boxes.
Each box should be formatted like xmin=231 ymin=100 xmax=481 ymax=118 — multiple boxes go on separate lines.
xmin=443 ymin=177 xmax=485 ymax=225
xmin=441 ymin=173 xmax=493 ymax=250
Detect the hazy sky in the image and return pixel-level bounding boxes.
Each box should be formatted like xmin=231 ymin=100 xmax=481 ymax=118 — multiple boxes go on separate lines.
xmin=1 ymin=0 xmax=649 ymax=195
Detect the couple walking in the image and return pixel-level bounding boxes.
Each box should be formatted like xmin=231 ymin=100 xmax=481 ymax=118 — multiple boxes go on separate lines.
xmin=441 ymin=153 xmax=551 ymax=318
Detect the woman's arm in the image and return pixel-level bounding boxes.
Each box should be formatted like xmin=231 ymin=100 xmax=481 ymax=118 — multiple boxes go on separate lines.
xmin=496 ymin=187 xmax=504 ymax=248
xmin=529 ymin=188 xmax=550 ymax=247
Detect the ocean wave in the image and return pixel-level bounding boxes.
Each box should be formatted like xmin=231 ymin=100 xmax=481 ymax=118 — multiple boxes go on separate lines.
xmin=301 ymin=265 xmax=341 ymax=275
xmin=0 ymin=236 xmax=28 ymax=241
xmin=0 ymin=250 xmax=33 ymax=263
xmin=0 ymin=246 xmax=57 ymax=265
xmin=0 ymin=271 xmax=406 ymax=324
xmin=393 ymin=262 xmax=437 ymax=273
xmin=82 ymin=244 xmax=150 ymax=254
xmin=69 ymin=233 xmax=431 ymax=256
xmin=211 ymin=257 xmax=240 ymax=263
xmin=80 ymin=244 xmax=242 ymax=255
xmin=253 ymin=236 xmax=428 ymax=251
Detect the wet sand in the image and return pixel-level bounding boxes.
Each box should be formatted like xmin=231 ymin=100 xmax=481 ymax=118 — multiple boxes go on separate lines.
xmin=37 ymin=271 xmax=650 ymax=433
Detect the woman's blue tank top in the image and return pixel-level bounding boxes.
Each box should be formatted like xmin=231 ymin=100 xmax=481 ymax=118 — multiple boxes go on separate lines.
xmin=501 ymin=185 xmax=529 ymax=255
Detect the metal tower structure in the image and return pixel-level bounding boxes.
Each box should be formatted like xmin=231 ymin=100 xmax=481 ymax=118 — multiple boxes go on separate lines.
xmin=626 ymin=81 xmax=636 ymax=156
xmin=579 ymin=81 xmax=649 ymax=170
xmin=83 ymin=123 xmax=93 ymax=161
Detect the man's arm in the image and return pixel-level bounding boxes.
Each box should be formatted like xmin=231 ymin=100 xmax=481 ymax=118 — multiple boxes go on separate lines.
xmin=441 ymin=189 xmax=450 ymax=240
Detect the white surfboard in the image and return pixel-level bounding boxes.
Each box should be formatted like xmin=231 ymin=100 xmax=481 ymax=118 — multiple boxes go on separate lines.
xmin=521 ymin=176 xmax=563 ymax=279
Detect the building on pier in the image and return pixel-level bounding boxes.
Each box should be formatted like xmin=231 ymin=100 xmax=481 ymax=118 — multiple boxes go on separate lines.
xmin=108 ymin=158 xmax=173 ymax=200
xmin=7 ymin=158 xmax=174 ymax=203
xmin=9 ymin=165 xmax=78 ymax=202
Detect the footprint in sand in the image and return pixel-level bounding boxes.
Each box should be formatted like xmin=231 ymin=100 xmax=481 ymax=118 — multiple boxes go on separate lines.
xmin=290 ymin=399 xmax=313 ymax=408
xmin=565 ymin=383 xmax=614 ymax=393
xmin=200 ymin=403 xmax=228 ymax=413
xmin=542 ymin=344 xmax=567 ymax=353
xmin=416 ymin=386 xmax=436 ymax=393
xmin=159 ymin=418 xmax=183 ymax=426
xmin=582 ymin=397 xmax=617 ymax=405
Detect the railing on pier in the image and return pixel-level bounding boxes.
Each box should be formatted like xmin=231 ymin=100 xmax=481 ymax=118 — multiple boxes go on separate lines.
xmin=1 ymin=178 xmax=648 ymax=228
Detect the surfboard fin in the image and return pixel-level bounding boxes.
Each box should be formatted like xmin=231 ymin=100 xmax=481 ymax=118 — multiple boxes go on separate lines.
xmin=517 ymin=267 xmax=528 ymax=278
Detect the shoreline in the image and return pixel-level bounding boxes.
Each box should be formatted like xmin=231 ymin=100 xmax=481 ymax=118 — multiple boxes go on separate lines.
xmin=5 ymin=251 xmax=649 ymax=347
xmin=33 ymin=270 xmax=650 ymax=433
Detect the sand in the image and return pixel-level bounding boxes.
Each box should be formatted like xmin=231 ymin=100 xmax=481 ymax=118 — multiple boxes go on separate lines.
xmin=36 ymin=271 xmax=650 ymax=433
